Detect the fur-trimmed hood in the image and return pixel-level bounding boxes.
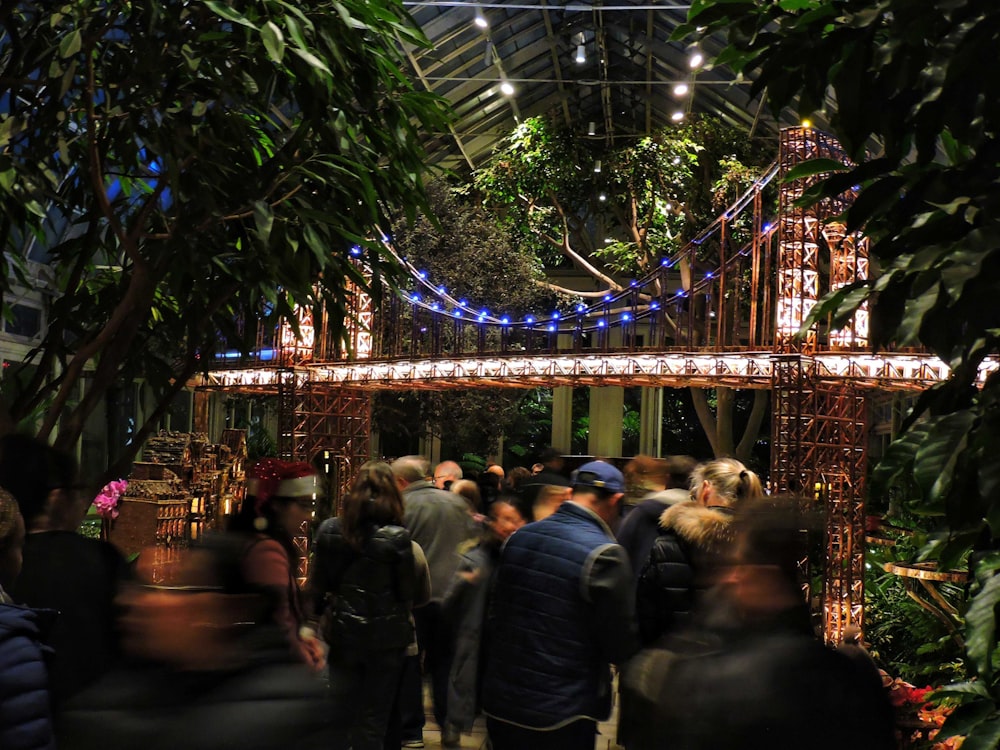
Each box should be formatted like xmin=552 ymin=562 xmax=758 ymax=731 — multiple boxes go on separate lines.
xmin=658 ymin=501 xmax=735 ymax=549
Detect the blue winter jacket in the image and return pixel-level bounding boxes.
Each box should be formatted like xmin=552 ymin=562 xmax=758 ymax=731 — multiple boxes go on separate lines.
xmin=0 ymin=603 xmax=55 ymax=750
xmin=483 ymin=501 xmax=638 ymax=729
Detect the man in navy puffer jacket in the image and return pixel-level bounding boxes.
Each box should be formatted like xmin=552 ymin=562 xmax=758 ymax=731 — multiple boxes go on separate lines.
xmin=483 ymin=461 xmax=638 ymax=750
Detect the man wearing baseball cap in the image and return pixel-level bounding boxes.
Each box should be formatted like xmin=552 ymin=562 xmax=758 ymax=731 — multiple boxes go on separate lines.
xmin=482 ymin=460 xmax=639 ymax=749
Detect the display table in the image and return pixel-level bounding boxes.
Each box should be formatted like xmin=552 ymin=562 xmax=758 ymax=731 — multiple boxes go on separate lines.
xmin=883 ymin=562 xmax=966 ymax=647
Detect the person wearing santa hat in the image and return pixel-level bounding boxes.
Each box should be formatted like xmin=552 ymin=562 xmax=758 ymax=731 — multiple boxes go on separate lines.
xmin=231 ymin=458 xmax=325 ymax=671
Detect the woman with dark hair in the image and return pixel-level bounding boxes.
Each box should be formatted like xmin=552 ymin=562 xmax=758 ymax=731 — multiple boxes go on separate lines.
xmin=231 ymin=458 xmax=325 ymax=671
xmin=306 ymin=461 xmax=430 ymax=750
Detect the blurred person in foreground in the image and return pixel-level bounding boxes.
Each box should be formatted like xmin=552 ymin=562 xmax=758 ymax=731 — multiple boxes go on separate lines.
xmin=482 ymin=460 xmax=638 ymax=750
xmin=231 ymin=458 xmax=325 ymax=670
xmin=58 ymin=535 xmax=331 ymax=750
xmin=442 ymin=497 xmax=526 ymax=745
xmin=306 ymin=461 xmax=430 ymax=750
xmin=646 ymin=497 xmax=895 ymax=750
xmin=0 ymin=433 xmax=128 ymax=706
xmin=0 ymin=487 xmax=56 ymax=750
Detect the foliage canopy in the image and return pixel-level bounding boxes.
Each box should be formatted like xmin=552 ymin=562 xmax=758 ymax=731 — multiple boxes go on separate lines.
xmin=0 ymin=0 xmax=450 ymax=474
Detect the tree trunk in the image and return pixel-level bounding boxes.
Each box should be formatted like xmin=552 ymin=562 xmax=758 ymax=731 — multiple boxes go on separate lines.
xmin=691 ymin=386 xmax=769 ymax=462
xmin=735 ymin=390 xmax=769 ymax=465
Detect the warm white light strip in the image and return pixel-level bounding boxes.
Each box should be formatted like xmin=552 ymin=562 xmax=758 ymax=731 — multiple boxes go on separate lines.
xmin=204 ymin=352 xmax=995 ymax=391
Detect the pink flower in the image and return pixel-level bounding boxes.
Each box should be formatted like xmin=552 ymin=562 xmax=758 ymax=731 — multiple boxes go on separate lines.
xmin=91 ymin=479 xmax=128 ymax=520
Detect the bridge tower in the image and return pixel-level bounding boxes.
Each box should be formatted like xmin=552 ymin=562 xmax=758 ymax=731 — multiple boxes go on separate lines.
xmin=276 ymin=275 xmax=373 ymax=510
xmin=772 ymin=127 xmax=871 ymax=644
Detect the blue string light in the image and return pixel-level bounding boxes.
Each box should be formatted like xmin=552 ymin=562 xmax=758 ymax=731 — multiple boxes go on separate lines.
xmin=389 ymin=160 xmax=780 ymax=330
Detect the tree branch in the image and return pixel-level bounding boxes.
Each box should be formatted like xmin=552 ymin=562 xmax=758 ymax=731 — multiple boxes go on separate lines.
xmin=39 ymin=267 xmax=157 ymax=441
xmin=85 ymin=50 xmax=141 ymax=270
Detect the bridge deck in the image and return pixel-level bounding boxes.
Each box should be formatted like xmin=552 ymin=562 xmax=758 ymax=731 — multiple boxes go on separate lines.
xmin=203 ymin=350 xmax=968 ymax=393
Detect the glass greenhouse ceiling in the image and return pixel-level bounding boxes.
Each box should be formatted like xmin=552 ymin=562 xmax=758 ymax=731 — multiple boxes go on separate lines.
xmin=400 ymin=0 xmax=790 ymax=172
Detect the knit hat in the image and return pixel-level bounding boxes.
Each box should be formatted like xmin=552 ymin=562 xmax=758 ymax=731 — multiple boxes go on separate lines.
xmin=247 ymin=458 xmax=317 ymax=514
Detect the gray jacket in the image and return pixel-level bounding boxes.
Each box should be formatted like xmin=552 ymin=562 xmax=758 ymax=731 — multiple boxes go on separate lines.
xmin=402 ymin=480 xmax=476 ymax=602
xmin=443 ymin=540 xmax=500 ymax=730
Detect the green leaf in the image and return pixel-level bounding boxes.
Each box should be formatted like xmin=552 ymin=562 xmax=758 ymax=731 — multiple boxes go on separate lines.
xmin=782 ymin=157 xmax=850 ymax=182
xmin=253 ymin=206 xmax=274 ymax=246
xmin=59 ymin=28 xmax=81 ymax=58
xmin=960 ymin=714 xmax=1000 ymax=750
xmin=935 ymin=700 xmax=994 ymax=741
xmin=912 ymin=411 xmax=974 ymax=505
xmin=964 ymin=570 xmax=1000 ymax=680
xmin=290 ymin=46 xmax=332 ymax=76
xmin=203 ymin=1 xmax=256 ymax=29
xmin=261 ymin=20 xmax=285 ymax=63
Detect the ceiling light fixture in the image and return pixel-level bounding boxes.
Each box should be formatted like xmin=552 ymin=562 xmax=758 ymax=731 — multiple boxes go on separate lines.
xmin=576 ymin=44 xmax=586 ymax=64
xmin=594 ymin=159 xmax=601 ymax=173
xmin=673 ymin=83 xmax=689 ymax=97
xmin=500 ymin=80 xmax=515 ymax=96
xmin=588 ymin=121 xmax=596 ymax=136
xmin=474 ymin=12 xmax=488 ymax=29
xmin=689 ymin=50 xmax=704 ymax=69
xmin=671 ymin=110 xmax=684 ymax=122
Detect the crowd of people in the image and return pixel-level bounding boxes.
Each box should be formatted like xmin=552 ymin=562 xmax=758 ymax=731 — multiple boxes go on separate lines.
xmin=0 ymin=438 xmax=897 ymax=750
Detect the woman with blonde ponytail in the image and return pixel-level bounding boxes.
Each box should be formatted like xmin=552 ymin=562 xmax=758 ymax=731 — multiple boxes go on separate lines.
xmin=634 ymin=457 xmax=763 ymax=645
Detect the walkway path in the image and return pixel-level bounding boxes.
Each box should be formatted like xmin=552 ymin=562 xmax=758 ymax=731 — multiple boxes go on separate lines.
xmin=412 ymin=682 xmax=624 ymax=750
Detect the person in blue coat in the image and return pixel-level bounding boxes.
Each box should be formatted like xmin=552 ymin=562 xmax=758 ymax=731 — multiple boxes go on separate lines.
xmin=483 ymin=461 xmax=639 ymax=750
xmin=0 ymin=487 xmax=56 ymax=750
